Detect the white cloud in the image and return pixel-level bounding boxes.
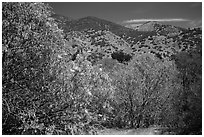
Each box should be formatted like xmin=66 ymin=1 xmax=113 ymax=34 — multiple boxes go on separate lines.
xmin=124 ymin=18 xmax=189 ymax=23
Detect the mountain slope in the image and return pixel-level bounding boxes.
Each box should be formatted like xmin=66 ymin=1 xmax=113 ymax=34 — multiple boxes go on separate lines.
xmin=65 ymin=16 xmax=156 ymax=43
xmin=137 ymin=21 xmax=185 ymax=36
xmin=65 ymin=29 xmax=132 ymax=63
xmin=130 ymin=27 xmax=201 ymax=59
xmin=51 ymin=14 xmax=201 ymax=63
xmin=66 ymin=16 xmax=130 ymax=32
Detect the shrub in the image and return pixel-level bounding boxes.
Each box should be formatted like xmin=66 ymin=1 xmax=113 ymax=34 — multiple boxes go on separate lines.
xmin=109 ymin=53 xmax=182 ymax=129
xmin=171 ymin=46 xmax=202 ymax=134
xmin=2 ymin=2 xmax=67 ymax=134
xmin=111 ymin=51 xmax=132 ymax=63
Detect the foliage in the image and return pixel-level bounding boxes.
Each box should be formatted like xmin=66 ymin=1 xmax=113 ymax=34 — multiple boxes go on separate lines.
xmin=171 ymin=45 xmax=202 ymax=134
xmin=2 ymin=2 xmax=201 ymax=135
xmin=109 ymin=53 xmax=182 ymax=129
xmin=48 ymin=45 xmax=115 ymax=134
xmin=2 ymin=2 xmax=67 ymax=134
xmin=111 ymin=51 xmax=132 ymax=63
xmin=2 ymin=3 xmax=115 ymax=134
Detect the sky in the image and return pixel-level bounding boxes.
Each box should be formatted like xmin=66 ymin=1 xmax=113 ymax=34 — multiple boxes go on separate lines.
xmin=48 ymin=2 xmax=202 ymax=28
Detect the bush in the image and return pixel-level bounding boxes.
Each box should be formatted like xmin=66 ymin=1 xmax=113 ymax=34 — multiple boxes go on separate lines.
xmin=2 ymin=2 xmax=67 ymax=134
xmin=170 ymin=46 xmax=202 ymax=134
xmin=111 ymin=51 xmax=132 ymax=63
xmin=2 ymin=2 xmax=115 ymax=135
xmin=109 ymin=53 xmax=182 ymax=129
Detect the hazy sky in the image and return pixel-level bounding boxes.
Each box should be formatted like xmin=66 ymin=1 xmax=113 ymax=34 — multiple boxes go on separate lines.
xmin=48 ymin=2 xmax=202 ymax=28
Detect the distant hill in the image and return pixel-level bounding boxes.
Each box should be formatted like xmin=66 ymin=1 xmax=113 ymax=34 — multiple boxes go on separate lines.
xmin=66 ymin=16 xmax=132 ymax=32
xmin=51 ymin=14 xmax=201 ymax=63
xmin=125 ymin=23 xmax=142 ymax=30
xmin=137 ymin=21 xmax=161 ymax=31
xmin=133 ymin=21 xmax=185 ymax=36
xmin=64 ymin=16 xmax=156 ymax=43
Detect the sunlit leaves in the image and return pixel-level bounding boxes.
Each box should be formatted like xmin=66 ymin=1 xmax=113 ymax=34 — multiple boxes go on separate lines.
xmin=110 ymin=53 xmax=181 ymax=128
xmin=2 ymin=2 xmax=68 ymax=135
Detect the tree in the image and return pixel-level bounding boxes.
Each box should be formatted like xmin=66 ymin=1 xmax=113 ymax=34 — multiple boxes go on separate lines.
xmin=110 ymin=53 xmax=182 ymax=129
xmin=111 ymin=51 xmax=132 ymax=63
xmin=2 ymin=2 xmax=67 ymax=134
xmin=2 ymin=2 xmax=116 ymax=134
xmin=171 ymin=45 xmax=202 ymax=134
xmin=49 ymin=44 xmax=115 ymax=133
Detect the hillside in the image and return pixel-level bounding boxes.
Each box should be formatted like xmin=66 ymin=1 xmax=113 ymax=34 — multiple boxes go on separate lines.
xmin=130 ymin=21 xmax=185 ymax=36
xmin=64 ymin=16 xmax=156 ymax=43
xmin=51 ymin=14 xmax=201 ymax=63
xmin=65 ymin=29 xmax=132 ymax=64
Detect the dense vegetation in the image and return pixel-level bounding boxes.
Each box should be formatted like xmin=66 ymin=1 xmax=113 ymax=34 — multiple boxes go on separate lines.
xmin=170 ymin=42 xmax=202 ymax=134
xmin=2 ymin=2 xmax=202 ymax=135
xmin=111 ymin=51 xmax=132 ymax=63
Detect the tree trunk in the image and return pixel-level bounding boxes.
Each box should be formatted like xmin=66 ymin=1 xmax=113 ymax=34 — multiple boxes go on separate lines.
xmin=128 ymin=92 xmax=134 ymax=128
xmin=136 ymin=114 xmax=143 ymax=128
